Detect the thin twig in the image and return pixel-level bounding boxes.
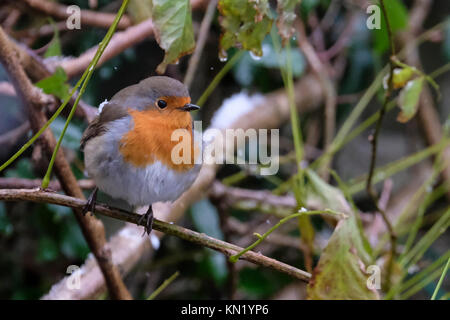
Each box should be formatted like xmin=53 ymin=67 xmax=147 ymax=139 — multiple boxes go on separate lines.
xmin=365 ymin=0 xmax=397 ymax=291
xmin=295 ymin=18 xmax=336 ymax=178
xmin=0 ymin=188 xmax=312 ymax=282
xmin=0 ymin=177 xmax=94 ymax=190
xmin=184 ymin=0 xmax=217 ymax=89
xmin=147 ymin=271 xmax=180 ymax=300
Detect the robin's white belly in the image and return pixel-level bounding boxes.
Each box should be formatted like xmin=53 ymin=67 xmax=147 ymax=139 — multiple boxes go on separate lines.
xmin=83 ymin=117 xmax=201 ymax=206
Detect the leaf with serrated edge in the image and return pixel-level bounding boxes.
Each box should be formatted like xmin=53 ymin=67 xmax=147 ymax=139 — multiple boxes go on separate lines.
xmin=305 ymin=170 xmax=377 ymax=300
xmin=151 ymin=0 xmax=195 ymax=74
xmin=307 ymin=216 xmax=380 ymax=300
xmin=218 ymin=0 xmax=273 ymax=60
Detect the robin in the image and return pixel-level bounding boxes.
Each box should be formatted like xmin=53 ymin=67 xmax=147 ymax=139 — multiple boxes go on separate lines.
xmin=80 ymin=76 xmax=201 ymax=235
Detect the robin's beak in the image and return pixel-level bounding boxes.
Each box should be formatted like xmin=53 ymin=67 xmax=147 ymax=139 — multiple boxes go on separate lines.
xmin=180 ymin=103 xmax=200 ymax=112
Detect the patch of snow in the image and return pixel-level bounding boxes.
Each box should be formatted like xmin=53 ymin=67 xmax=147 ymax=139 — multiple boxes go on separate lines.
xmin=210 ymin=91 xmax=264 ymax=129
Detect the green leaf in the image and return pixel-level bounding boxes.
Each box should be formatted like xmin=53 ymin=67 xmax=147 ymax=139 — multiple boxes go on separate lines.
xmin=150 ymin=0 xmax=195 ymax=74
xmin=35 ymin=67 xmax=70 ymax=101
xmin=372 ymin=0 xmax=408 ymax=54
xmin=44 ymin=19 xmax=62 ymax=58
xmin=218 ymin=0 xmax=273 ymax=60
xmin=305 ymin=169 xmax=373 ymax=257
xmin=276 ymin=0 xmax=301 ymax=44
xmin=306 ymin=216 xmax=380 ymax=300
xmin=304 ymin=169 xmax=377 ymax=299
xmin=397 ymin=77 xmax=424 ymax=123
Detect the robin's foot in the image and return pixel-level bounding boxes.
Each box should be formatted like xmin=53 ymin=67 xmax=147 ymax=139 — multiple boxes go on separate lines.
xmin=138 ymin=205 xmax=153 ymax=236
xmin=82 ymin=187 xmax=98 ymax=216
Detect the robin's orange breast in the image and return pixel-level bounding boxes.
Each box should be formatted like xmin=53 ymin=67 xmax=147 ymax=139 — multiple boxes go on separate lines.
xmin=119 ymin=108 xmax=196 ymax=172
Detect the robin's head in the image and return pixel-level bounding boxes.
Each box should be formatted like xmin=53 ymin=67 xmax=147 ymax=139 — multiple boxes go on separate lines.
xmin=110 ymin=76 xmax=199 ymax=115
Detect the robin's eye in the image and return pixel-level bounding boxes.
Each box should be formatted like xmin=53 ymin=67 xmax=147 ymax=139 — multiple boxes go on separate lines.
xmin=157 ymin=100 xmax=167 ymax=109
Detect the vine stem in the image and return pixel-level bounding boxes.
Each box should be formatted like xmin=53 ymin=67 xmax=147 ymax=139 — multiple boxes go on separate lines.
xmin=431 ymin=257 xmax=450 ymax=300
xmin=147 ymin=271 xmax=180 ymax=300
xmin=0 ymin=188 xmax=312 ymax=282
xmin=229 ymin=209 xmax=346 ymax=263
xmin=366 ymin=0 xmax=397 ymax=291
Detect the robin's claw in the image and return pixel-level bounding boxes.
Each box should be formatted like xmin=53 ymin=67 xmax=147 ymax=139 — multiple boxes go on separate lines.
xmin=138 ymin=205 xmax=153 ymax=236
xmin=83 ymin=187 xmax=98 ymax=216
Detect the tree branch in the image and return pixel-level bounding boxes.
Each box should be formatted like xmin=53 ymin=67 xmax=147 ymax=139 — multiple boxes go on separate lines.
xmin=0 ymin=27 xmax=131 ymax=300
xmin=0 ymin=188 xmax=312 ymax=282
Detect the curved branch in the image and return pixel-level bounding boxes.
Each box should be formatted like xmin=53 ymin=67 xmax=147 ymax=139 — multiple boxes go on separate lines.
xmin=0 ymin=188 xmax=312 ymax=282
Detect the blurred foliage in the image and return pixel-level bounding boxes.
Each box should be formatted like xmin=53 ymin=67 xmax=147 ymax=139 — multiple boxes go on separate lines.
xmin=151 ymin=0 xmax=195 ymax=73
xmin=371 ymin=0 xmax=408 ymax=54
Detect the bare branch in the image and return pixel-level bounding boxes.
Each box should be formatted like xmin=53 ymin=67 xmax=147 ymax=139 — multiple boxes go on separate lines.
xmin=295 ymin=19 xmax=337 ymax=178
xmin=0 ymin=188 xmax=312 ymax=282
xmin=0 ymin=27 xmax=131 ymax=300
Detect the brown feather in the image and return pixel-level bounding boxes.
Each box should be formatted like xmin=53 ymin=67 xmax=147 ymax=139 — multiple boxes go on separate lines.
xmin=80 ymin=102 xmax=129 ymax=150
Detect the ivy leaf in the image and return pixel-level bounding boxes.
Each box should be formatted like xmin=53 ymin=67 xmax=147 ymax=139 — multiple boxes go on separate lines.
xmin=276 ymin=0 xmax=300 ymax=44
xmin=397 ymin=77 xmax=424 ymax=123
xmin=150 ymin=0 xmax=195 ymax=74
xmin=306 ymin=216 xmax=380 ymax=300
xmin=372 ymin=0 xmax=408 ymax=54
xmin=35 ymin=67 xmax=70 ymax=101
xmin=305 ymin=169 xmax=377 ymax=299
xmin=218 ymin=0 xmax=273 ymax=60
xmin=44 ymin=19 xmax=62 ymax=58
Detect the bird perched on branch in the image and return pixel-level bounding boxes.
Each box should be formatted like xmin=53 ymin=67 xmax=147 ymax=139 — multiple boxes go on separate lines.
xmin=80 ymin=76 xmax=201 ymax=235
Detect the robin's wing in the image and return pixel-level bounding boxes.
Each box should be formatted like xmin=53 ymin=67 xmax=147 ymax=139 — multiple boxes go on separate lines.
xmin=80 ymin=102 xmax=128 ymax=150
